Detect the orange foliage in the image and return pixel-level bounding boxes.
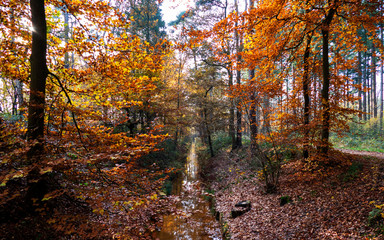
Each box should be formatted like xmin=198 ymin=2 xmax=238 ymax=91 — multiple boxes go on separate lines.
xmin=1 ymin=0 xmax=172 ymax=238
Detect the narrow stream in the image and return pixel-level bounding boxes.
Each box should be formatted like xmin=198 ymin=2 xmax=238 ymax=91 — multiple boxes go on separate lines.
xmin=154 ymin=139 xmax=222 ymax=240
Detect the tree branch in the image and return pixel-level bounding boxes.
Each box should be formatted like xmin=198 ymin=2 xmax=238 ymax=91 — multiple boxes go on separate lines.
xmin=48 ymin=72 xmax=88 ymax=151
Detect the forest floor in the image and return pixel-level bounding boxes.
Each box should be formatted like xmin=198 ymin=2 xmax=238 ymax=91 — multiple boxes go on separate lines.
xmin=201 ymin=148 xmax=384 ymax=239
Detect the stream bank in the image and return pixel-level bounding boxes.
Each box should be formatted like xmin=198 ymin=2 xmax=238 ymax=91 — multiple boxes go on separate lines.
xmin=201 ymin=147 xmax=384 ymax=239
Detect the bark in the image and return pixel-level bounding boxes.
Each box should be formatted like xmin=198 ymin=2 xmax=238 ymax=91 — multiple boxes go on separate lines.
xmin=372 ymin=46 xmax=377 ymax=118
xmin=204 ymin=107 xmax=214 ymax=158
xmin=248 ymin=0 xmax=258 ymax=158
xmin=227 ymin=68 xmax=236 ymax=148
xmin=16 ymin=80 xmax=24 ymax=116
xmin=381 ymin=20 xmax=384 ymax=133
xmin=10 ymin=11 xmax=24 ymax=117
xmin=358 ymin=52 xmax=362 ymax=120
xmin=320 ymin=3 xmax=336 ymax=155
xmin=204 ymin=87 xmax=214 ymax=157
xmin=262 ymin=96 xmax=271 ymax=134
xmin=235 ymin=78 xmax=242 ymax=149
xmin=346 ymin=70 xmax=349 ymax=108
xmin=64 ymin=8 xmax=70 ymax=68
xmin=27 ymin=0 xmax=48 ymax=145
xmin=249 ymin=69 xmax=258 ymax=159
xmin=233 ymin=0 xmax=242 ymax=149
xmin=175 ymin=61 xmax=182 ymax=146
xmin=303 ymin=35 xmax=312 ymax=159
xmin=363 ymin=52 xmax=367 ymax=121
xmin=367 ymin=51 xmax=371 ymax=120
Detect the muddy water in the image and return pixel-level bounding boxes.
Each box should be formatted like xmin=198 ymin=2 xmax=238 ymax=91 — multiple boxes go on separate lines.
xmin=154 ymin=139 xmax=222 ymax=240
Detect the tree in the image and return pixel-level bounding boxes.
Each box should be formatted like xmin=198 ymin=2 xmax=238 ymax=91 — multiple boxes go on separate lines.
xmin=319 ymin=0 xmax=336 ymax=155
xmin=27 ymin=0 xmax=48 ymax=147
xmin=303 ymin=33 xmax=313 ymax=159
xmin=126 ymin=0 xmax=166 ymax=45
xmin=1 ymin=0 xmax=172 ymax=238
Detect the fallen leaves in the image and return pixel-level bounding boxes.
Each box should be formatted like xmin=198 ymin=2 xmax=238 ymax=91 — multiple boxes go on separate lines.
xmin=204 ymin=149 xmax=384 ymax=239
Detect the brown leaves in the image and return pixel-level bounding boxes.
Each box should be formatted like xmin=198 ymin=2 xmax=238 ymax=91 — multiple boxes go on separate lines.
xmin=207 ymin=150 xmax=384 ymax=239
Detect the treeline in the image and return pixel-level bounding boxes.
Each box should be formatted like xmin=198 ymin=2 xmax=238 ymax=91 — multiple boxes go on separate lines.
xmin=169 ymin=0 xmax=383 ymax=191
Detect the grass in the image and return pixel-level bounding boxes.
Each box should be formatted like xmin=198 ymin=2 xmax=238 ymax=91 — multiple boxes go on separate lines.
xmin=331 ymin=118 xmax=384 ymax=153
xmin=335 ymin=145 xmax=384 ymax=153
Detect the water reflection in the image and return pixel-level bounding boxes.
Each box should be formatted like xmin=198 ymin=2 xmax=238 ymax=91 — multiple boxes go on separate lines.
xmin=154 ymin=139 xmax=222 ymax=240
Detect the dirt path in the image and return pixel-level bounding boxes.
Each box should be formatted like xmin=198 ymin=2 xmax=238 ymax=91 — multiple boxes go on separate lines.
xmin=337 ymin=148 xmax=384 ymax=160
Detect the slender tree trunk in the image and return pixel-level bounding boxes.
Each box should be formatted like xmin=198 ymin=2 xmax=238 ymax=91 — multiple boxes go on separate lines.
xmin=11 ymin=11 xmax=24 ymax=118
xmin=262 ymin=96 xmax=271 ymax=134
xmin=321 ymin=26 xmax=330 ymax=154
xmin=235 ymin=74 xmax=242 ymax=148
xmin=381 ymin=20 xmax=384 ymax=133
xmin=227 ymin=68 xmax=236 ymax=148
xmin=27 ymin=0 xmax=48 ymax=146
xmin=249 ymin=69 xmax=258 ymax=158
xmin=358 ymin=52 xmax=363 ymax=120
xmin=303 ymin=35 xmax=312 ymax=159
xmin=372 ymin=46 xmax=377 ymax=118
xmin=234 ymin=0 xmax=242 ymax=149
xmin=175 ymin=60 xmax=183 ymax=146
xmin=292 ymin=68 xmax=297 ymax=119
xmin=10 ymin=72 xmax=23 ymax=118
xmin=346 ymin=70 xmax=349 ymax=109
xmin=16 ymin=80 xmax=24 ymax=116
xmin=205 ymin=110 xmax=213 ymax=156
xmin=12 ymin=82 xmax=18 ymax=115
xmin=64 ymin=8 xmax=70 ymax=68
xmin=203 ymin=102 xmax=214 ymax=157
xmin=320 ymin=4 xmax=336 ymax=155
xmin=367 ymin=52 xmax=371 ymax=120
xmin=247 ymin=0 xmax=257 ymax=155
xmin=363 ymin=52 xmax=367 ymax=121
xmin=314 ymin=73 xmax=318 ymax=117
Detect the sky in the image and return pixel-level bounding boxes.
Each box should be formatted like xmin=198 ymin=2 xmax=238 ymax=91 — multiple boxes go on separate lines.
xmin=160 ymin=0 xmax=195 ymax=25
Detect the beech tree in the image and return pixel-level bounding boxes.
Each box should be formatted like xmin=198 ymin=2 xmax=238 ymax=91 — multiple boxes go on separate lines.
xmin=27 ymin=0 xmax=48 ymax=146
xmin=1 ymin=0 xmax=172 ymax=238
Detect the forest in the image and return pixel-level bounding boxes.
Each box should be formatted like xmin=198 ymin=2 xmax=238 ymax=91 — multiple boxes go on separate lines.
xmin=0 ymin=0 xmax=384 ymax=239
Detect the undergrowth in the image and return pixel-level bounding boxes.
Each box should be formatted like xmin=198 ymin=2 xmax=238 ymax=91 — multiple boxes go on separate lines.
xmin=331 ymin=118 xmax=384 ymax=153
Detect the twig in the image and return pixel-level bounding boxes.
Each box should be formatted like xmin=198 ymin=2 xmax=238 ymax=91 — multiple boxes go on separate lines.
xmin=48 ymin=72 xmax=88 ymax=152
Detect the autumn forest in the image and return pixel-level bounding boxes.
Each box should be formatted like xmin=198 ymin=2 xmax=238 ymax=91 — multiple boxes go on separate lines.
xmin=1 ymin=0 xmax=384 ymax=239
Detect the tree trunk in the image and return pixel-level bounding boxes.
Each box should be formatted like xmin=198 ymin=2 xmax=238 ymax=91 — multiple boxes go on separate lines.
xmin=363 ymin=52 xmax=369 ymax=121
xmin=358 ymin=52 xmax=363 ymax=120
xmin=227 ymin=68 xmax=236 ymax=149
xmin=363 ymin=52 xmax=367 ymax=121
xmin=249 ymin=69 xmax=258 ymax=158
xmin=234 ymin=0 xmax=242 ymax=149
xmin=372 ymin=46 xmax=377 ymax=118
xmin=27 ymin=0 xmax=48 ymax=147
xmin=235 ymin=78 xmax=242 ymax=148
xmin=16 ymin=80 xmax=24 ymax=116
xmin=64 ymin=8 xmax=70 ymax=68
xmin=381 ymin=19 xmax=384 ymax=134
xmin=10 ymin=11 xmax=25 ymax=118
xmin=303 ymin=35 xmax=312 ymax=159
xmin=262 ymin=96 xmax=271 ymax=134
xmin=203 ymin=107 xmax=214 ymax=157
xmin=320 ymin=4 xmax=336 ymax=155
xmin=367 ymin=51 xmax=371 ymax=120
